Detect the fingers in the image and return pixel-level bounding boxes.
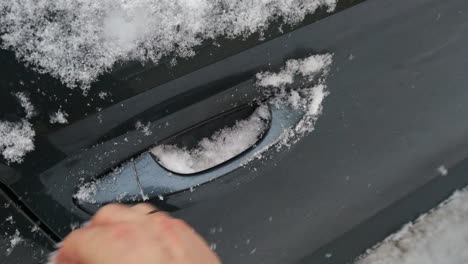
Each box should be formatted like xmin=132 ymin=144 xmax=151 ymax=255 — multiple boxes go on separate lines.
xmin=88 ymin=203 xmax=139 ymax=226
xmin=55 ymin=225 xmax=116 ymax=264
xmin=53 ymin=202 xmax=221 ymax=264
xmin=130 ymin=203 xmax=159 ymax=214
xmin=89 ymin=203 xmax=163 ymax=227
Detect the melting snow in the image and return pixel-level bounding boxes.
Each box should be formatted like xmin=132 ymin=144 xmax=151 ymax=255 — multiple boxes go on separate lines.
xmin=49 ymin=110 xmax=68 ymax=124
xmin=0 ymin=120 xmax=35 ymax=163
xmin=152 ymin=105 xmax=271 ymax=174
xmin=0 ymin=0 xmax=336 ymax=89
xmin=355 ymin=187 xmax=468 ymax=264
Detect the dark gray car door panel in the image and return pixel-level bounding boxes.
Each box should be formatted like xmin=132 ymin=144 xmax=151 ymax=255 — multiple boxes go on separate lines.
xmin=1 ymin=0 xmax=468 ymax=263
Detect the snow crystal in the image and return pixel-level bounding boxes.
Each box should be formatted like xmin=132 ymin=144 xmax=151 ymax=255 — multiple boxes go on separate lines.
xmin=256 ymin=54 xmax=332 ymax=148
xmin=355 ymin=187 xmax=468 ymax=264
xmin=6 ymin=229 xmax=23 ymax=256
xmin=0 ymin=0 xmax=336 ymax=89
xmin=151 ymin=105 xmax=271 ymax=174
xmin=0 ymin=120 xmax=35 ymax=163
xmin=14 ymin=92 xmax=36 ymax=119
xmin=49 ymin=110 xmax=68 ymax=124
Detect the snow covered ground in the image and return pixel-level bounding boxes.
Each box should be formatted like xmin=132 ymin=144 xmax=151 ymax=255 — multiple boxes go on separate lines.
xmin=355 ymin=187 xmax=468 ymax=264
xmin=0 ymin=0 xmax=336 ymax=89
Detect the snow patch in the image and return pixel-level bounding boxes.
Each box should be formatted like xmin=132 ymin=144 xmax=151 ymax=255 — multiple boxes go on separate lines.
xmin=98 ymin=91 xmax=109 ymax=100
xmin=49 ymin=110 xmax=68 ymax=124
xmin=355 ymin=187 xmax=468 ymax=264
xmin=0 ymin=0 xmax=336 ymax=89
xmin=73 ymin=181 xmax=98 ymax=204
xmin=6 ymin=229 xmax=23 ymax=256
xmin=151 ymin=105 xmax=271 ymax=174
xmin=256 ymin=54 xmax=332 ymax=148
xmin=135 ymin=121 xmax=152 ymax=136
xmin=5 ymin=215 xmax=14 ymax=224
xmin=437 ymin=165 xmax=448 ymax=176
xmin=153 ymin=54 xmax=332 ymax=172
xmin=0 ymin=120 xmax=35 ymax=163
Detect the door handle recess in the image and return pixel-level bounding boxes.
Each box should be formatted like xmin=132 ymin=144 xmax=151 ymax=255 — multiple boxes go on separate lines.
xmin=74 ymin=103 xmax=303 ymax=213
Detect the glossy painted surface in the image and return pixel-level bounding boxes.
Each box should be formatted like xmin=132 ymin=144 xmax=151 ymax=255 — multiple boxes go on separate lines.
xmin=2 ymin=0 xmax=468 ymax=263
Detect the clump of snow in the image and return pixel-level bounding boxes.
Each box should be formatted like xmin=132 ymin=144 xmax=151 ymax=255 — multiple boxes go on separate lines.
xmin=135 ymin=121 xmax=152 ymax=136
xmin=0 ymin=0 xmax=336 ymax=89
xmin=73 ymin=181 xmax=98 ymax=204
xmin=437 ymin=165 xmax=448 ymax=176
xmin=355 ymin=187 xmax=468 ymax=264
xmin=0 ymin=120 xmax=35 ymax=163
xmin=6 ymin=229 xmax=23 ymax=256
xmin=30 ymin=225 xmax=40 ymax=233
xmin=5 ymin=215 xmax=14 ymax=224
xmin=98 ymin=91 xmax=109 ymax=100
xmin=49 ymin=110 xmax=68 ymax=124
xmin=14 ymin=92 xmax=36 ymax=119
xmin=256 ymin=54 xmax=333 ymax=148
xmin=151 ymin=105 xmax=271 ymax=174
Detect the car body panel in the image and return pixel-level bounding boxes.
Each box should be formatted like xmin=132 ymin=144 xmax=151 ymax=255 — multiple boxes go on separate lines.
xmin=0 ymin=189 xmax=55 ymax=264
xmin=1 ymin=0 xmax=468 ymax=263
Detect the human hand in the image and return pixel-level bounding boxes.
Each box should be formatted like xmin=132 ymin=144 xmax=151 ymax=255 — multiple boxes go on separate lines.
xmin=49 ymin=203 xmax=221 ymax=264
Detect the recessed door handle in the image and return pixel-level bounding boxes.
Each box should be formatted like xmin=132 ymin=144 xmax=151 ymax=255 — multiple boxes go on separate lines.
xmin=74 ymin=103 xmax=303 ymax=213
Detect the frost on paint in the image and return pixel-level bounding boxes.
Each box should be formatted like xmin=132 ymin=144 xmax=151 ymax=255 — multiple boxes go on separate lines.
xmin=151 ymin=105 xmax=271 ymax=174
xmin=256 ymin=54 xmax=332 ymax=148
xmin=49 ymin=110 xmax=68 ymax=124
xmin=0 ymin=0 xmax=336 ymax=89
xmin=355 ymin=187 xmax=468 ymax=264
xmin=0 ymin=120 xmax=35 ymax=164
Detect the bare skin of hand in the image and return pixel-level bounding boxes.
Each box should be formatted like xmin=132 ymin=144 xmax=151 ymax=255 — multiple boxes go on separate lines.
xmin=51 ymin=203 xmax=221 ymax=264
